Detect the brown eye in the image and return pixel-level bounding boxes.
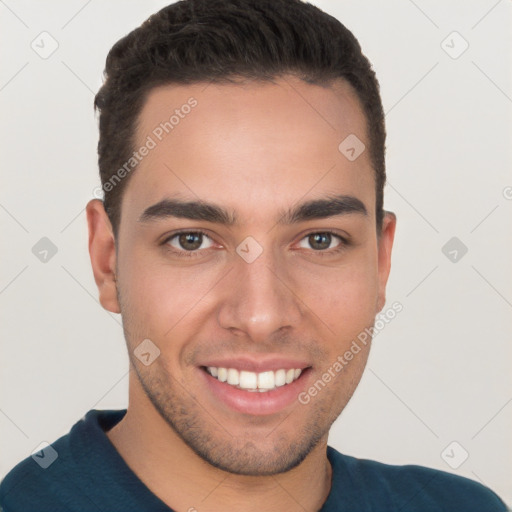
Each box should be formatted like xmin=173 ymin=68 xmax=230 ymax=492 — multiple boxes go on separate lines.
xmin=179 ymin=233 xmax=202 ymax=250
xmin=309 ymin=233 xmax=331 ymax=250
xmin=297 ymin=232 xmax=343 ymax=251
xmin=166 ymin=232 xmax=214 ymax=252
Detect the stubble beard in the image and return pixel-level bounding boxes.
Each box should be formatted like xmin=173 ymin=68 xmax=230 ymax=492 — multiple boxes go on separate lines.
xmin=131 ymin=359 xmax=335 ymax=476
xmin=118 ymin=285 xmax=370 ymax=476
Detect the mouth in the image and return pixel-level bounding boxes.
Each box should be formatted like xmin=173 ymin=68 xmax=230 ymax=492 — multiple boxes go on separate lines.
xmin=199 ymin=362 xmax=311 ymax=416
xmin=203 ymin=366 xmax=303 ymax=392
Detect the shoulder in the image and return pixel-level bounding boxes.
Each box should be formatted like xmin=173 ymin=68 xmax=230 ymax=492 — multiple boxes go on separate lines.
xmin=0 ymin=410 xmax=126 ymax=512
xmin=327 ymin=447 xmax=508 ymax=511
xmin=0 ymin=430 xmax=80 ymax=512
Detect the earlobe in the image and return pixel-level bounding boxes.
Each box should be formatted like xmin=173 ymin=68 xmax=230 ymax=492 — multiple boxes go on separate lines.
xmin=376 ymin=211 xmax=397 ymax=312
xmin=86 ymin=199 xmax=120 ymax=314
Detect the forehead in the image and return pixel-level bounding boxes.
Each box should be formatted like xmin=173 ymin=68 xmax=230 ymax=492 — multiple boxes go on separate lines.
xmin=122 ymin=76 xmax=375 ymax=225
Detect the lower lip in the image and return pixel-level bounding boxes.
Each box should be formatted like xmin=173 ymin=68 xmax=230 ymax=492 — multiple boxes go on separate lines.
xmin=199 ymin=368 xmax=311 ymax=416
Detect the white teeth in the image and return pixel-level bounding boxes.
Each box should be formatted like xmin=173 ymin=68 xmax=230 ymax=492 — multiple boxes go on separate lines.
xmin=239 ymin=370 xmax=257 ymax=389
xmin=206 ymin=366 xmax=305 ymax=391
xmin=274 ymin=369 xmax=286 ymax=387
xmin=227 ymin=368 xmax=239 ymax=386
xmin=258 ymin=371 xmax=274 ymax=389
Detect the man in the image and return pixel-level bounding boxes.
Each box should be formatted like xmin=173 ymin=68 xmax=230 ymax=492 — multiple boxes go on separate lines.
xmin=0 ymin=0 xmax=507 ymax=511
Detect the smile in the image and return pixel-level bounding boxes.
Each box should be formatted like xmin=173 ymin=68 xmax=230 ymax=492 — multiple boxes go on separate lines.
xmin=205 ymin=366 xmax=303 ymax=392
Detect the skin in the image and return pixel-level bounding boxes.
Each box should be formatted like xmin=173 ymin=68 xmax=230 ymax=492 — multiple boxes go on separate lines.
xmin=87 ymin=75 xmax=396 ymax=512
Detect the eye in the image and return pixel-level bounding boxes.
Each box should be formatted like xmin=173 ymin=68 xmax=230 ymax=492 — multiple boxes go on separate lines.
xmin=165 ymin=231 xmax=215 ymax=253
xmin=162 ymin=229 xmax=348 ymax=259
xmin=297 ymin=231 xmax=344 ymax=252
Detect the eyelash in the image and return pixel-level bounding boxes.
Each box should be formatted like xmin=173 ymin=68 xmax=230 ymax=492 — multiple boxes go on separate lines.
xmin=161 ymin=230 xmax=350 ymax=259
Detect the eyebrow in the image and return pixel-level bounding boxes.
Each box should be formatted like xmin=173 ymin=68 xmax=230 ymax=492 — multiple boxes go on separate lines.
xmin=138 ymin=194 xmax=367 ymax=225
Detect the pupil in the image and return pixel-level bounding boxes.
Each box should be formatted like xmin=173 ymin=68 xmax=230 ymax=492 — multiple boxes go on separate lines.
xmin=310 ymin=233 xmax=330 ymax=250
xmin=179 ymin=233 xmax=202 ymax=250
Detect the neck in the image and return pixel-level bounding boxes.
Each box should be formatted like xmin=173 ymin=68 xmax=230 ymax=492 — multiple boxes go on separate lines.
xmin=106 ymin=377 xmax=332 ymax=512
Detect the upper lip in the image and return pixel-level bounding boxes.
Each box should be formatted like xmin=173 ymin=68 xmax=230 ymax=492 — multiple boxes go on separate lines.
xmin=199 ymin=356 xmax=311 ymax=373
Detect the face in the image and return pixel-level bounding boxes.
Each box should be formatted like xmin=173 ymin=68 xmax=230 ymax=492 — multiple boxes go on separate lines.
xmin=88 ymin=76 xmax=395 ymax=476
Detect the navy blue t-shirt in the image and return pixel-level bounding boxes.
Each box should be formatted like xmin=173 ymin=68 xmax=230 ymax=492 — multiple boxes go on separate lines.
xmin=0 ymin=409 xmax=507 ymax=511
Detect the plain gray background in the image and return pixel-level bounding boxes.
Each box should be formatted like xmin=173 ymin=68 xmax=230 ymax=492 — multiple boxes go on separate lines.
xmin=1 ymin=0 xmax=511 ymax=506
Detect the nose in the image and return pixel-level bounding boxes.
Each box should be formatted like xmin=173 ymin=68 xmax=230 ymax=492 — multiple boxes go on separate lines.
xmin=216 ymin=247 xmax=303 ymax=343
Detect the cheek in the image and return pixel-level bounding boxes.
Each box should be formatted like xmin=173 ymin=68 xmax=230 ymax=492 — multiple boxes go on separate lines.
xmin=291 ymin=250 xmax=379 ymax=339
xmin=118 ymin=250 xmax=218 ymax=338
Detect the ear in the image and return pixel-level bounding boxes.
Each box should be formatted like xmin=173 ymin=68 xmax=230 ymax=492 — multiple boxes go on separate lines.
xmin=376 ymin=211 xmax=396 ymax=312
xmin=86 ymin=199 xmax=120 ymax=314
